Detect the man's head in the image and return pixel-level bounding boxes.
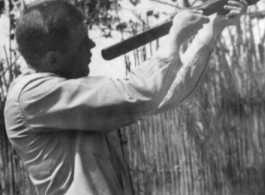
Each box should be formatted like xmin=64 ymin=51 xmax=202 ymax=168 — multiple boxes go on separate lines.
xmin=16 ymin=0 xmax=95 ymax=78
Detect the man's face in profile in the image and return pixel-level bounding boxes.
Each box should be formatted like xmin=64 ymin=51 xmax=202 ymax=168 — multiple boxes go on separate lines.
xmin=60 ymin=22 xmax=96 ymax=78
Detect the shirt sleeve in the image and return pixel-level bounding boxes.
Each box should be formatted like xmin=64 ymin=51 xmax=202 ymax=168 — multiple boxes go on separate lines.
xmin=19 ymin=51 xmax=180 ymax=132
xmin=18 ymin=35 xmax=212 ymax=132
xmin=149 ymin=37 xmax=213 ymax=115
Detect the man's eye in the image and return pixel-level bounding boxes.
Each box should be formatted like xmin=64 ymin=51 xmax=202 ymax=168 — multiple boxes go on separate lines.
xmin=80 ymin=39 xmax=89 ymax=48
xmin=79 ymin=42 xmax=87 ymax=50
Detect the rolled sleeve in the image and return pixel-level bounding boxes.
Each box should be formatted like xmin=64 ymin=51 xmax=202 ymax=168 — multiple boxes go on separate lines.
xmin=151 ymin=37 xmax=213 ymax=115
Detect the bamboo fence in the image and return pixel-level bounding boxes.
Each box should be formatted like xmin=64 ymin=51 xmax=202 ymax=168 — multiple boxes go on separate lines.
xmin=119 ymin=8 xmax=265 ymax=195
xmin=1 ymin=3 xmax=265 ymax=195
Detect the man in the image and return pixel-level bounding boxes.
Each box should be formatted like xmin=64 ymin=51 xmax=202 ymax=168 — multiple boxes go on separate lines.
xmin=4 ymin=0 xmax=247 ymax=195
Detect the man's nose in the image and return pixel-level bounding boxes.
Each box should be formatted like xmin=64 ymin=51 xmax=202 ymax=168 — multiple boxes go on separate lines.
xmin=88 ymin=39 xmax=96 ymax=49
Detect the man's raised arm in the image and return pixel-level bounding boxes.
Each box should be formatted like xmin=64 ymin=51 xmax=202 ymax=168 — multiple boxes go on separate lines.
xmin=150 ymin=0 xmax=248 ymax=115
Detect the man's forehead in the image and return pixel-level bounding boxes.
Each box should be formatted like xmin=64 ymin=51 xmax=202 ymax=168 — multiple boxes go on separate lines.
xmin=68 ymin=22 xmax=89 ymax=46
xmin=70 ymin=22 xmax=87 ymax=36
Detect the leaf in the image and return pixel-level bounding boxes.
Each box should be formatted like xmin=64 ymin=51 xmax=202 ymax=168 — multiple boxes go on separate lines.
xmin=154 ymin=13 xmax=159 ymax=19
xmin=10 ymin=33 xmax=14 ymax=40
xmin=129 ymin=0 xmax=140 ymax=6
xmin=0 ymin=0 xmax=4 ymax=15
xmin=146 ymin=10 xmax=153 ymax=16
xmin=116 ymin=22 xmax=127 ymax=31
xmin=8 ymin=0 xmax=14 ymax=11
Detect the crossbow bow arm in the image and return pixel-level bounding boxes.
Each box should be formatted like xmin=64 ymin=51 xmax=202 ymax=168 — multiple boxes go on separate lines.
xmin=101 ymin=0 xmax=259 ymax=60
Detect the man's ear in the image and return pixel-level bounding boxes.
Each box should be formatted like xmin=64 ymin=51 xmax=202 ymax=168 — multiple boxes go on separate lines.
xmin=46 ymin=51 xmax=60 ymax=71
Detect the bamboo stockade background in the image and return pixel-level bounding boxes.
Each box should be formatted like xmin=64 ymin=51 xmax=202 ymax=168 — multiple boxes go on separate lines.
xmin=119 ymin=3 xmax=265 ymax=194
xmin=1 ymin=1 xmax=265 ymax=195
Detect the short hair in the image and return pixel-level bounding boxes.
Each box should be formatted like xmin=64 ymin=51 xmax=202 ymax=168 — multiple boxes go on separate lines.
xmin=16 ymin=0 xmax=85 ymax=67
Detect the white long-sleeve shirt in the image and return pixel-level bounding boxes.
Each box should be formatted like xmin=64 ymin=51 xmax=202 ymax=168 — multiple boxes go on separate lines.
xmin=4 ymin=38 xmax=211 ymax=195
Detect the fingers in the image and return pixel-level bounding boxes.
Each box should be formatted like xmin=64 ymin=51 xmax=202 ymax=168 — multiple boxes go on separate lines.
xmin=174 ymin=9 xmax=209 ymax=25
xmin=183 ymin=9 xmax=210 ymax=24
xmin=189 ymin=9 xmax=203 ymax=14
xmin=232 ymin=0 xmax=248 ymax=8
xmin=227 ymin=9 xmax=242 ymax=18
xmin=201 ymin=15 xmax=211 ymax=24
xmin=223 ymin=0 xmax=248 ymax=17
xmin=225 ymin=0 xmax=247 ymax=9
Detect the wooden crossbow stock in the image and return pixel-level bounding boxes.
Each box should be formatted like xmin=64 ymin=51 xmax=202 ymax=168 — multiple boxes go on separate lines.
xmin=101 ymin=0 xmax=259 ymax=60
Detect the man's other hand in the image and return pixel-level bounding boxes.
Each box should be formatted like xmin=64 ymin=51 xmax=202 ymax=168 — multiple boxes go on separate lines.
xmin=213 ymin=0 xmax=248 ymax=32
